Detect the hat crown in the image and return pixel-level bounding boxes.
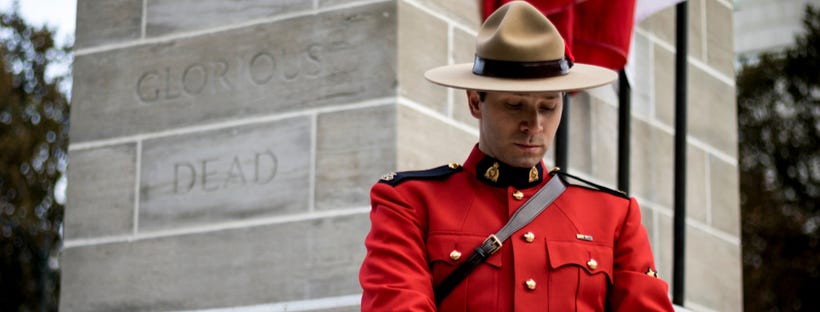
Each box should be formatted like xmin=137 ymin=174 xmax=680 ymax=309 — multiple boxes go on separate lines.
xmin=423 ymin=0 xmax=617 ymax=92
xmin=476 ymin=1 xmax=565 ymax=62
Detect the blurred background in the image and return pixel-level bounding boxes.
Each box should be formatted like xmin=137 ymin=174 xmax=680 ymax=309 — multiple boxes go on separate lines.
xmin=1 ymin=0 xmax=73 ymax=311
xmin=0 ymin=0 xmax=817 ymax=311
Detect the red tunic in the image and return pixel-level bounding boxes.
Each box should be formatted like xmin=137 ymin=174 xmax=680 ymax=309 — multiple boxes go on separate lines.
xmin=360 ymin=146 xmax=673 ymax=311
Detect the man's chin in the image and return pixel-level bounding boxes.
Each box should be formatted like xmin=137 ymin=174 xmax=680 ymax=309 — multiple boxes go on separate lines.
xmin=505 ymin=157 xmax=542 ymax=168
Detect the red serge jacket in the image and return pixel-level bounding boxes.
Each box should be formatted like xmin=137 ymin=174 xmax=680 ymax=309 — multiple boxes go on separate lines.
xmin=360 ymin=147 xmax=674 ymax=311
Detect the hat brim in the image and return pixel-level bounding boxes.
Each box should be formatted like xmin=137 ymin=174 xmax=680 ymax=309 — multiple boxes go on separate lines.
xmin=424 ymin=62 xmax=617 ymax=92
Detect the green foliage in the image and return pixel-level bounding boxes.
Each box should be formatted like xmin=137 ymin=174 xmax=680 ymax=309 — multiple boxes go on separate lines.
xmin=737 ymin=5 xmax=820 ymax=311
xmin=0 ymin=4 xmax=70 ymax=311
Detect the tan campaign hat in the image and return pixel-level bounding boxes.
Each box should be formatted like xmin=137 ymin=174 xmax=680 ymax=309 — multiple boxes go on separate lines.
xmin=424 ymin=1 xmax=617 ymax=92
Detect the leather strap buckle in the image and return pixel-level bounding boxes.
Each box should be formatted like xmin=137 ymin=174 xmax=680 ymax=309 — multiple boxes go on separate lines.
xmin=479 ymin=234 xmax=503 ymax=256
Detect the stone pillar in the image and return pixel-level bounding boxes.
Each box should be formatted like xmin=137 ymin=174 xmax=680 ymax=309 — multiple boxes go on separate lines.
xmin=62 ymin=0 xmax=741 ymax=311
xmin=63 ymin=1 xmax=396 ymax=310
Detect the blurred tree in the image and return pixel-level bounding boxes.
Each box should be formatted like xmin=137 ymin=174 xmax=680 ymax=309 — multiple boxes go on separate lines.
xmin=0 ymin=3 xmax=70 ymax=311
xmin=737 ymin=5 xmax=819 ymax=312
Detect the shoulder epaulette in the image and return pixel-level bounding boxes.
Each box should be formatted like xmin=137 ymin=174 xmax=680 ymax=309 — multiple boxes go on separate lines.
xmin=378 ymin=162 xmax=462 ymax=186
xmin=553 ymin=170 xmax=629 ymax=199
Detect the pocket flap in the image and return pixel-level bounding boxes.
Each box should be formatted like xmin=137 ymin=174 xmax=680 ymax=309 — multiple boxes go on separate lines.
xmin=546 ymin=240 xmax=613 ymax=279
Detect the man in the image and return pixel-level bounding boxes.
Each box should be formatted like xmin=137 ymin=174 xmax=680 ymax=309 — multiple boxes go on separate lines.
xmin=359 ymin=1 xmax=674 ymax=311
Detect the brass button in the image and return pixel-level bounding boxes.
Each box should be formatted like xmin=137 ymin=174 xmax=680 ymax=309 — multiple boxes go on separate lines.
xmin=512 ymin=190 xmax=524 ymax=200
xmin=587 ymin=259 xmax=598 ymax=270
xmin=523 ymin=232 xmax=535 ymax=243
xmin=448 ymin=162 xmax=460 ymax=169
xmin=449 ymin=250 xmax=462 ymax=261
xmin=524 ymin=278 xmax=536 ymax=290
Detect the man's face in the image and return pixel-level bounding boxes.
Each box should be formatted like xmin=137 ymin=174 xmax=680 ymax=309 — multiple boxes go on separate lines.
xmin=468 ymin=90 xmax=564 ymax=168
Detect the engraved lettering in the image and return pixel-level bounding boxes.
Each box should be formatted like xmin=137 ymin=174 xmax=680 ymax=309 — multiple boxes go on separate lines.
xmin=164 ymin=67 xmax=181 ymax=100
xmin=304 ymin=44 xmax=322 ymax=78
xmin=254 ymin=150 xmax=277 ymax=184
xmin=249 ymin=52 xmax=275 ymax=85
xmin=213 ymin=59 xmax=233 ymax=90
xmin=173 ymin=162 xmax=196 ymax=194
xmin=223 ymin=155 xmax=247 ymax=188
xmin=281 ymin=50 xmax=300 ymax=81
xmin=200 ymin=158 xmax=220 ymax=192
xmin=169 ymin=150 xmax=278 ymax=194
xmin=182 ymin=63 xmax=207 ymax=95
xmin=137 ymin=71 xmax=161 ymax=102
xmin=137 ymin=45 xmax=328 ymax=104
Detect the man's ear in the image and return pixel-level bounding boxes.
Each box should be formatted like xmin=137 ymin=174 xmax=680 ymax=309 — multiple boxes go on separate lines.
xmin=467 ymin=90 xmax=481 ymax=118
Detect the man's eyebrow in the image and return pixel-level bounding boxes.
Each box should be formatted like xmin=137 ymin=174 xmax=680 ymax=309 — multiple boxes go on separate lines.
xmin=509 ymin=92 xmax=561 ymax=96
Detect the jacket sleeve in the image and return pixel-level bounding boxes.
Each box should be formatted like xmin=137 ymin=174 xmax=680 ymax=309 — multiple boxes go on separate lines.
xmin=608 ymin=197 xmax=675 ymax=311
xmin=359 ymin=183 xmax=436 ymax=311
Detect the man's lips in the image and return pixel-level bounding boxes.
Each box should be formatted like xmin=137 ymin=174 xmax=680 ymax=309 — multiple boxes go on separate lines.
xmin=514 ymin=143 xmax=543 ymax=151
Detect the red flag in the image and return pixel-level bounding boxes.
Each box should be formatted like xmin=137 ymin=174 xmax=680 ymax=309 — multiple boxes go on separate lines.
xmin=481 ymin=0 xmax=636 ymax=71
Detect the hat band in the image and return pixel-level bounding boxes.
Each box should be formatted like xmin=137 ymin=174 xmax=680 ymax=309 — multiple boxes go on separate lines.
xmin=472 ymin=55 xmax=573 ymax=79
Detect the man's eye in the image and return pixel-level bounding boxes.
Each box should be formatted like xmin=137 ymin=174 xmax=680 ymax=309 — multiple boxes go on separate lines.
xmin=505 ymin=102 xmax=523 ymax=109
xmin=544 ymin=93 xmax=563 ymax=102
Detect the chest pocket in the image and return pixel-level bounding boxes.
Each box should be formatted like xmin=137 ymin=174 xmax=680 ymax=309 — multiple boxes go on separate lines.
xmin=427 ymin=233 xmax=502 ymax=311
xmin=546 ymin=240 xmax=613 ymax=311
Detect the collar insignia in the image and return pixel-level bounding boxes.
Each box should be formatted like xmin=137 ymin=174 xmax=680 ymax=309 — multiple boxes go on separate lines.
xmin=476 ymin=157 xmax=544 ymax=188
xmin=484 ymin=162 xmax=500 ymax=183
xmin=528 ymin=166 xmax=539 ymax=183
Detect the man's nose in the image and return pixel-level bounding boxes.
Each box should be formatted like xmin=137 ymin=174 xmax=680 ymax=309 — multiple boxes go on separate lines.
xmin=520 ymin=110 xmax=544 ymax=134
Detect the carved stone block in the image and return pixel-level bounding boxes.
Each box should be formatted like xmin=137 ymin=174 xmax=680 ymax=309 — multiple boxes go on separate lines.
xmin=139 ymin=117 xmax=310 ymax=231
xmin=71 ymin=2 xmax=397 ymax=142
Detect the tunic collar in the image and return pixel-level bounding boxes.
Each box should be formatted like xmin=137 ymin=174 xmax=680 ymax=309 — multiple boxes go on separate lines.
xmin=463 ymin=145 xmax=545 ymax=189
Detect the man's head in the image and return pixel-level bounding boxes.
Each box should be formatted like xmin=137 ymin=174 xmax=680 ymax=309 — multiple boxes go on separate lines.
xmin=468 ymin=90 xmax=563 ymax=168
xmin=424 ymin=1 xmax=616 ymax=167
